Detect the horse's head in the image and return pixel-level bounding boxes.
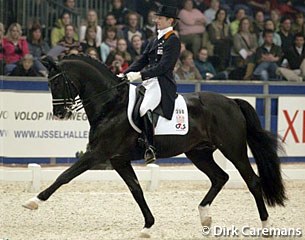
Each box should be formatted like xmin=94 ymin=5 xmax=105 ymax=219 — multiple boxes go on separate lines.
xmin=43 ymin=56 xmax=79 ymax=119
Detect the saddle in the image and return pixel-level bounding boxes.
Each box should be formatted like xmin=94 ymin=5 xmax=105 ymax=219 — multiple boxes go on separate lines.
xmin=132 ymin=85 xmax=163 ymax=129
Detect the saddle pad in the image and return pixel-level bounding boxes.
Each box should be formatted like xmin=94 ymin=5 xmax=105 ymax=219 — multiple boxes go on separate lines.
xmin=127 ymin=84 xmax=189 ymax=135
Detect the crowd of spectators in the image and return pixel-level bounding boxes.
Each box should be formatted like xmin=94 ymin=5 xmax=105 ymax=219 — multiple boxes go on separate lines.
xmin=1 ymin=0 xmax=305 ymax=82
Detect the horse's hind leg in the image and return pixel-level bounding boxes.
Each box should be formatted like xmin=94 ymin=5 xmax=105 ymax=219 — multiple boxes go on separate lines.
xmin=23 ymin=152 xmax=98 ymax=210
xmin=185 ymin=148 xmax=229 ymax=227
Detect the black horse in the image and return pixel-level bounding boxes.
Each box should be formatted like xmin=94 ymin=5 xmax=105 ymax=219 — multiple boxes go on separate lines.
xmin=23 ymin=55 xmax=286 ymax=236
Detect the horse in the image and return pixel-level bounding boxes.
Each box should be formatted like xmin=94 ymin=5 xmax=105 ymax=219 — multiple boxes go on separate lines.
xmin=23 ymin=55 xmax=287 ymax=237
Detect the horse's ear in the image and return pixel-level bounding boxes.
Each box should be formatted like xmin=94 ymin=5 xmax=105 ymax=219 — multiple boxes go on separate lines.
xmin=41 ymin=55 xmax=59 ymax=72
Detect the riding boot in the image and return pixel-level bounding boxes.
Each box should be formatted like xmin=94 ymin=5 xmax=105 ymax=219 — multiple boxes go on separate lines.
xmin=142 ymin=111 xmax=156 ymax=164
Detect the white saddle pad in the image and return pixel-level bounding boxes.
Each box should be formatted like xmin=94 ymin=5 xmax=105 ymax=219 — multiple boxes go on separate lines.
xmin=127 ymin=84 xmax=189 ymax=135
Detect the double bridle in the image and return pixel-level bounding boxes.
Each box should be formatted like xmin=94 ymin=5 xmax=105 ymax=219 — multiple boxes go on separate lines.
xmin=48 ymin=70 xmax=129 ymax=113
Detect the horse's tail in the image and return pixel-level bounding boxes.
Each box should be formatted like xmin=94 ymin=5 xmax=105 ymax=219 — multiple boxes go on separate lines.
xmin=234 ymin=99 xmax=287 ymax=207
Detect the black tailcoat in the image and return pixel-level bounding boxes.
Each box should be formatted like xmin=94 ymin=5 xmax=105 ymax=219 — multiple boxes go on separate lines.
xmin=125 ymin=31 xmax=181 ymax=120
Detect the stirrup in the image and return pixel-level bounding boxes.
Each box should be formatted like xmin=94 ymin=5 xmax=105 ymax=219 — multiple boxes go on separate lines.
xmin=144 ymin=146 xmax=156 ymax=164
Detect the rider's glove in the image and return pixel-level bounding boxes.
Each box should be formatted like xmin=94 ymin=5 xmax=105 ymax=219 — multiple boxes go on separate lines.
xmin=126 ymin=72 xmax=141 ymax=82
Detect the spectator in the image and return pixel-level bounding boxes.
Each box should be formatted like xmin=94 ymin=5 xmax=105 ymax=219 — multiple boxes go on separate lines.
xmin=0 ymin=23 xmax=5 ymax=75
xmin=247 ymin=0 xmax=274 ymax=13
xmin=135 ymin=0 xmax=159 ymax=22
xmin=79 ymin=10 xmax=102 ymax=46
xmin=253 ymin=29 xmax=283 ymax=80
xmin=51 ymin=12 xmax=78 ymax=47
xmin=57 ymin=24 xmax=82 ymax=58
xmin=195 ymin=47 xmax=228 ymax=79
xmin=178 ymin=0 xmax=207 ymax=54
xmin=27 ymin=23 xmax=50 ymax=76
xmin=108 ymin=0 xmax=130 ymax=29
xmin=175 ymin=50 xmax=202 ymax=81
xmin=278 ymin=16 xmax=294 ymax=50
xmin=143 ymin=10 xmax=157 ymax=41
xmin=270 ymin=9 xmax=281 ymax=32
xmin=85 ymin=47 xmax=100 ymax=60
xmin=253 ymin=10 xmax=265 ymax=38
xmin=291 ymin=12 xmax=305 ymax=35
xmin=109 ymin=51 xmax=129 ymax=74
xmin=81 ymin=25 xmax=101 ymax=60
xmin=294 ymin=0 xmax=305 ymax=14
xmin=258 ymin=19 xmax=282 ymax=46
xmin=103 ymin=13 xmax=124 ymax=38
xmin=122 ymin=12 xmax=146 ymax=47
xmin=204 ymin=0 xmax=220 ymax=25
xmin=2 ymin=23 xmax=29 ymax=75
xmin=207 ymin=8 xmax=231 ymax=70
xmin=231 ymin=17 xmax=258 ymax=80
xmin=100 ymin=26 xmax=117 ymax=63
xmin=128 ymin=34 xmax=145 ymax=62
xmin=105 ymin=38 xmax=131 ymax=66
xmin=10 ymin=54 xmax=40 ymax=77
xmin=276 ymin=33 xmax=305 ymax=82
xmin=230 ymin=7 xmax=246 ymax=36
xmin=63 ymin=0 xmax=76 ymax=13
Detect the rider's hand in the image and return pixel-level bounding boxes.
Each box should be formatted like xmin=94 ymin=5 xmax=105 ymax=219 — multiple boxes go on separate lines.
xmin=116 ymin=73 xmax=125 ymax=78
xmin=126 ymin=72 xmax=141 ymax=82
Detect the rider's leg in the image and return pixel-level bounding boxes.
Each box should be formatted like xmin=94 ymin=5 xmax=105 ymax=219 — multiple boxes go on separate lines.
xmin=142 ymin=110 xmax=156 ymax=164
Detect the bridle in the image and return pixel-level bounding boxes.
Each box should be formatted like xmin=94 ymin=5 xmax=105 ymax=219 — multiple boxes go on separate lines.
xmin=48 ymin=70 xmax=129 ymax=113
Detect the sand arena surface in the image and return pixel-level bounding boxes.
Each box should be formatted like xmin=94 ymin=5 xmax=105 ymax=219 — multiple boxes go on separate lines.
xmin=1 ymin=165 xmax=305 ymax=240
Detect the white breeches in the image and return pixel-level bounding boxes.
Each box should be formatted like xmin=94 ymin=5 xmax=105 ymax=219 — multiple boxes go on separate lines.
xmin=139 ymin=77 xmax=161 ymax=117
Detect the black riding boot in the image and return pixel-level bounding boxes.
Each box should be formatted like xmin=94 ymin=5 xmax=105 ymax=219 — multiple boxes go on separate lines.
xmin=142 ymin=111 xmax=156 ymax=164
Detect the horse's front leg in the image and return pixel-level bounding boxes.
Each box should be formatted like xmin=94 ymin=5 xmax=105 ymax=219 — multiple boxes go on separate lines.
xmin=112 ymin=160 xmax=154 ymax=237
xmin=23 ymin=151 xmax=99 ymax=210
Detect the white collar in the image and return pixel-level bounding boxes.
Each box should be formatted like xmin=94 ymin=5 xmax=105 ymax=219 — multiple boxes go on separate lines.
xmin=157 ymin=26 xmax=173 ymax=40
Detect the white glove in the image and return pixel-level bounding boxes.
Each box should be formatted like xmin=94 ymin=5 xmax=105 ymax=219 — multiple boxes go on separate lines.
xmin=126 ymin=72 xmax=141 ymax=82
xmin=116 ymin=73 xmax=125 ymax=78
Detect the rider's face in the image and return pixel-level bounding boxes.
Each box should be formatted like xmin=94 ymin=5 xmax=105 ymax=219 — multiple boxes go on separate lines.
xmin=154 ymin=16 xmax=173 ymax=30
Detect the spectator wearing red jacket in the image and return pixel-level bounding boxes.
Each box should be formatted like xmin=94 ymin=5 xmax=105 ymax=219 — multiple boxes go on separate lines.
xmin=2 ymin=23 xmax=29 ymax=75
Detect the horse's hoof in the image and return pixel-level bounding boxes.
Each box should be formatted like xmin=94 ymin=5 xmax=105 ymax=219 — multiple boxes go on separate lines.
xmin=22 ymin=197 xmax=41 ymax=210
xmin=139 ymin=228 xmax=151 ymax=238
xmin=201 ymin=216 xmax=212 ymax=227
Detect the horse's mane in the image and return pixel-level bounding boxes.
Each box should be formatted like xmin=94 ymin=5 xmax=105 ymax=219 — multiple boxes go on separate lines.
xmin=62 ymin=54 xmax=118 ymax=82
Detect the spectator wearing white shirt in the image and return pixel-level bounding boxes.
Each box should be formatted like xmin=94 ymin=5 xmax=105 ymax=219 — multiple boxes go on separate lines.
xmin=79 ymin=10 xmax=102 ymax=47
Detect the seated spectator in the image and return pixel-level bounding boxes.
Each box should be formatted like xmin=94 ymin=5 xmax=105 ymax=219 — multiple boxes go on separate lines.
xmin=143 ymin=10 xmax=157 ymax=41
xmin=135 ymin=0 xmax=159 ymax=22
xmin=178 ymin=0 xmax=207 ymax=54
xmin=294 ymin=0 xmax=305 ymax=14
xmin=271 ymin=9 xmax=281 ymax=32
xmin=195 ymin=47 xmax=228 ymax=80
xmin=230 ymin=7 xmax=246 ymax=36
xmin=27 ymin=23 xmax=50 ymax=76
xmin=100 ymin=26 xmax=118 ymax=63
xmin=276 ymin=33 xmax=305 ymax=82
xmin=175 ymin=50 xmax=202 ymax=81
xmin=278 ymin=16 xmax=294 ymax=50
xmin=85 ymin=47 xmax=100 ymax=60
xmin=10 ymin=54 xmax=40 ymax=77
xmin=253 ymin=10 xmax=265 ymax=38
xmin=103 ymin=13 xmax=123 ymax=38
xmin=253 ymin=29 xmax=283 ymax=80
xmin=247 ymin=0 xmax=274 ymax=14
xmin=57 ymin=24 xmax=82 ymax=58
xmin=79 ymin=10 xmax=102 ymax=46
xmin=204 ymin=0 xmax=220 ymax=25
xmin=81 ymin=25 xmax=101 ymax=60
xmin=128 ymin=34 xmax=145 ymax=63
xmin=122 ymin=12 xmax=146 ymax=48
xmin=193 ymin=0 xmax=207 ymax=13
xmin=63 ymin=0 xmax=77 ymax=13
xmin=105 ymin=38 xmax=131 ymax=66
xmin=108 ymin=0 xmax=130 ymax=29
xmin=207 ymin=8 xmax=231 ymax=70
xmin=291 ymin=12 xmax=305 ymax=35
xmin=231 ymin=17 xmax=258 ymax=80
xmin=258 ymin=19 xmax=282 ymax=46
xmin=109 ymin=51 xmax=129 ymax=74
xmin=2 ymin=23 xmax=29 ymax=75
xmin=51 ymin=12 xmax=78 ymax=47
xmin=174 ymin=42 xmax=187 ymax=72
xmin=0 ymin=23 xmax=5 ymax=75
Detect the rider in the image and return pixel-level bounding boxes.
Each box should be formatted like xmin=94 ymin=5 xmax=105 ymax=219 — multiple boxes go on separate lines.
xmin=124 ymin=5 xmax=181 ymax=164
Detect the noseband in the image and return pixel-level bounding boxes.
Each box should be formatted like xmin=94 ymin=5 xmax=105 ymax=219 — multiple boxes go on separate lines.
xmin=49 ymin=70 xmax=129 ymax=113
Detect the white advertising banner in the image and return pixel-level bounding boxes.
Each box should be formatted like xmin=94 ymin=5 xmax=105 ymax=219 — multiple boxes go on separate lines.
xmin=278 ymin=97 xmax=305 ymax=156
xmin=0 ymin=92 xmax=90 ymax=157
